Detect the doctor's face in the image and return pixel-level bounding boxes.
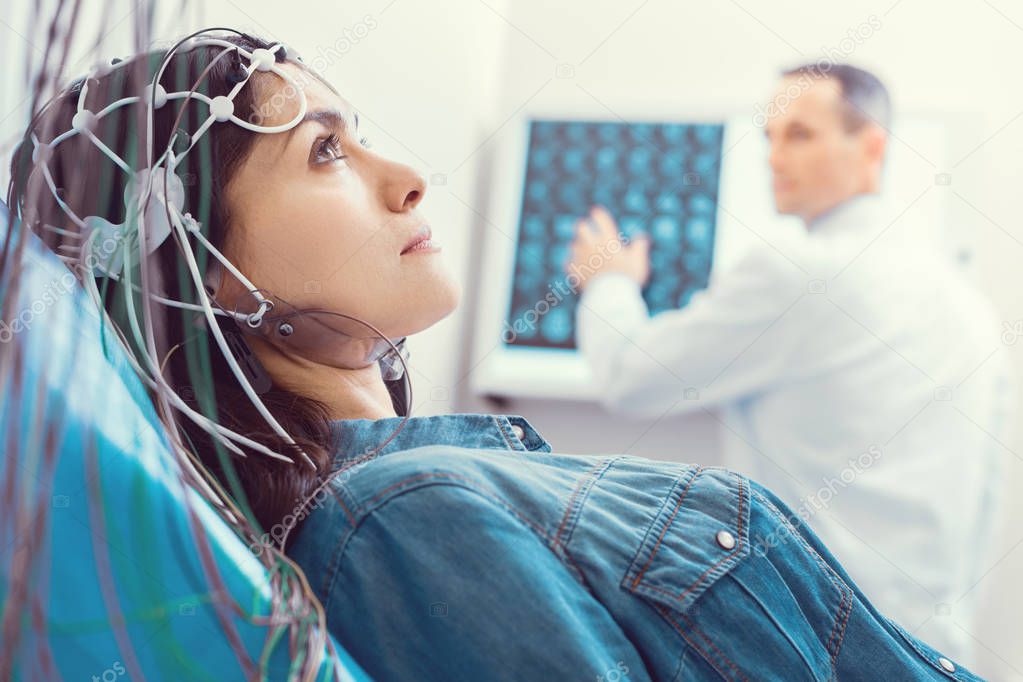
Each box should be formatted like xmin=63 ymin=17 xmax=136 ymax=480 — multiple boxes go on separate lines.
xmin=221 ymin=62 xmax=461 ymax=339
xmin=764 ymin=76 xmax=879 ymax=223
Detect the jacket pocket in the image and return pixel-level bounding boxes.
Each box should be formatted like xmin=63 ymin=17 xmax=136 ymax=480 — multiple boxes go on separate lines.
xmin=621 ymin=466 xmax=751 ymax=614
xmin=622 ymin=471 xmax=854 ymax=682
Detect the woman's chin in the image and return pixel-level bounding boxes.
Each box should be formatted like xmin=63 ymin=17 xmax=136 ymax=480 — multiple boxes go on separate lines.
xmin=387 ymin=277 xmax=462 ymax=339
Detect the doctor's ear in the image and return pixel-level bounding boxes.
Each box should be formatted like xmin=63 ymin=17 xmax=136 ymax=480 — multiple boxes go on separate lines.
xmin=861 ymin=124 xmax=888 ymax=165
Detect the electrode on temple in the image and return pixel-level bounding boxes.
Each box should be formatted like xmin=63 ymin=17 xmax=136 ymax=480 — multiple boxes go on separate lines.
xmin=250 ymin=48 xmax=275 ymax=72
xmin=209 ymin=95 xmax=235 ymax=122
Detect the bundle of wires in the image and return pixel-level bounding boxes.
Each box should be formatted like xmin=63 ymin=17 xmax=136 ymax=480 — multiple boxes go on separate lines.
xmin=0 ymin=2 xmax=410 ymax=678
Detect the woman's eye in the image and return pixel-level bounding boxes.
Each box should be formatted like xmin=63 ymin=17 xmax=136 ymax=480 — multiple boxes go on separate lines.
xmin=313 ymin=134 xmax=372 ymax=163
xmin=314 ymin=134 xmax=345 ymax=163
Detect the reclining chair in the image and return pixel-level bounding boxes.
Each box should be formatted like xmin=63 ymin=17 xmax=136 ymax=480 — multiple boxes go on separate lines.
xmin=0 ymin=199 xmax=370 ymax=680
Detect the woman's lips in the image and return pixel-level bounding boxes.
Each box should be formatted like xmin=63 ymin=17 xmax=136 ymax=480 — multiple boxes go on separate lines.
xmin=400 ymin=225 xmax=440 ymax=255
xmin=402 ymin=239 xmax=441 ymax=254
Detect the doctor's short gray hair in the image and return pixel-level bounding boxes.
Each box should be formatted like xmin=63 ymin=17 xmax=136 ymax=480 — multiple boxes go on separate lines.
xmin=783 ymin=63 xmax=891 ymax=132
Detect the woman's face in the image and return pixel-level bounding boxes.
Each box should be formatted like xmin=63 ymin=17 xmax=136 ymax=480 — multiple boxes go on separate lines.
xmin=221 ymin=62 xmax=460 ymax=341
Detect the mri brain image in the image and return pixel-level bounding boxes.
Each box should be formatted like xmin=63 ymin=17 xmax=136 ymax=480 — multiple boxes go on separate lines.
xmin=505 ymin=118 xmax=725 ymax=350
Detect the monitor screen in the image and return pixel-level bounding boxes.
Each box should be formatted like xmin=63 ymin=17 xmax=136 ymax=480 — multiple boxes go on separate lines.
xmin=504 ymin=118 xmax=726 ymax=350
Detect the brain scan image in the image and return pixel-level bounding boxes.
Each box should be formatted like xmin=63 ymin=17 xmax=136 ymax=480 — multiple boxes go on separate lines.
xmin=505 ymin=119 xmax=725 ymax=350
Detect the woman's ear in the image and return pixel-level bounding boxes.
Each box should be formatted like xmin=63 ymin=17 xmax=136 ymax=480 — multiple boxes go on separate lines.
xmin=203 ymin=259 xmax=224 ymax=298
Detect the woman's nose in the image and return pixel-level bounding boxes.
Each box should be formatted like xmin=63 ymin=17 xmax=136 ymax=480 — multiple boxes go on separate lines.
xmin=383 ymin=162 xmax=427 ymax=213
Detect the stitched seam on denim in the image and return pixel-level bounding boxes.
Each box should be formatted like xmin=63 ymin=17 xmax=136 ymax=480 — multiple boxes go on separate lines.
xmin=678 ymin=474 xmax=746 ymax=602
xmin=622 ymin=464 xmax=694 ymax=582
xmin=492 ymin=415 xmax=525 ymax=451
xmin=828 ymin=589 xmax=852 ymax=679
xmin=669 ymin=641 xmax=692 ymax=682
xmin=629 ymin=466 xmax=704 ymax=589
xmin=678 ymin=609 xmax=750 ymax=682
xmin=750 ymin=488 xmax=852 ymax=674
xmin=888 ymin=619 xmax=962 ymax=680
xmin=654 ymin=604 xmax=732 ymax=681
xmin=634 ymin=474 xmax=748 ymax=607
xmin=329 ymin=487 xmax=358 ymax=527
xmin=364 ymin=472 xmax=590 ymax=583
xmin=757 ymin=488 xmax=848 ymax=664
xmin=553 ymin=456 xmax=618 ymax=548
xmin=654 ymin=602 xmax=748 ymax=682
xmin=326 ymin=448 xmax=391 ymax=518
xmin=320 ymin=522 xmax=360 ymax=612
xmin=321 ymin=474 xmax=594 ymax=608
xmin=730 ymin=568 xmax=823 ymax=681
xmin=316 ymin=488 xmax=362 ymax=601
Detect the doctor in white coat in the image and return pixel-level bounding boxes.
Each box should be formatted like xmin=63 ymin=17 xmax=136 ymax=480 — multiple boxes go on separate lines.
xmin=567 ymin=63 xmax=1013 ymax=663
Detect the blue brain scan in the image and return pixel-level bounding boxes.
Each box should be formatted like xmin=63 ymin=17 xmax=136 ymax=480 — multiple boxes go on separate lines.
xmin=504 ymin=118 xmax=725 ymax=350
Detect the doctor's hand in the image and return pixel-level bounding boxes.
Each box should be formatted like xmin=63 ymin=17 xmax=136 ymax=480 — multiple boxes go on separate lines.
xmin=565 ymin=205 xmax=651 ymax=292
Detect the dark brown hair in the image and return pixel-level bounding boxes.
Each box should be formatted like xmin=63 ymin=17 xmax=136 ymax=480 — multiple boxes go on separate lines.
xmin=6 ymin=31 xmax=394 ymax=539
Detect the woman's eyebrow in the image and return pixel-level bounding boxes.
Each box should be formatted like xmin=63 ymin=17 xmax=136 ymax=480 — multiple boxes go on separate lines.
xmin=283 ymin=108 xmax=352 ymax=147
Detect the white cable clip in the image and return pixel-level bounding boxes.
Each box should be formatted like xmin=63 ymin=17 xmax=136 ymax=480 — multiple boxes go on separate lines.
xmin=246 ymin=298 xmax=274 ymax=328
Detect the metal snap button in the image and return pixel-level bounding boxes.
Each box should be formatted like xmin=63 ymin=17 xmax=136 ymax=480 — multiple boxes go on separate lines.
xmin=938 ymin=657 xmax=955 ymax=673
xmin=716 ymin=529 xmax=736 ymax=550
xmin=510 ymin=424 xmax=525 ymax=441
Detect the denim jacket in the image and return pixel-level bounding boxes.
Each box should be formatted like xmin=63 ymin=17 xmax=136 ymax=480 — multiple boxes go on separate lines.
xmin=287 ymin=414 xmax=985 ymax=681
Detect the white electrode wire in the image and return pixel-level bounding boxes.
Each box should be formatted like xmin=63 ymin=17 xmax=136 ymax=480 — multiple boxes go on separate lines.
xmin=76 ymin=259 xmax=261 ymax=461
xmin=81 ymin=128 xmax=133 ymax=174
xmin=73 ymin=230 xmax=300 ymax=466
xmin=17 ymin=29 xmax=350 ymax=679
xmin=121 ymin=249 xmax=300 ymax=465
xmin=165 ymin=202 xmax=315 ymax=467
xmin=37 ymin=156 xmax=86 ymax=229
xmin=37 ymin=30 xmax=335 ymax=472
xmin=181 ymin=220 xmax=272 ymax=316
xmin=40 ymin=222 xmax=84 ymax=239
xmin=129 ymin=33 xmax=312 ymax=468
xmin=77 ymin=55 xmax=135 ymax=114
xmin=142 ymin=286 xmax=250 ymax=321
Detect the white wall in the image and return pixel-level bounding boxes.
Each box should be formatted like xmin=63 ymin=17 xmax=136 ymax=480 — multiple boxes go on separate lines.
xmin=2 ymin=0 xmax=1020 ymax=679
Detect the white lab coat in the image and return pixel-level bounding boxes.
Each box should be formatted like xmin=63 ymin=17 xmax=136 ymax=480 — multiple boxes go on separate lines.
xmin=577 ymin=193 xmax=1014 ymax=663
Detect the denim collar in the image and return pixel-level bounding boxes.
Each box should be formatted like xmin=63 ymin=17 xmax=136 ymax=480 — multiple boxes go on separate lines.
xmin=328 ymin=413 xmax=552 ymax=463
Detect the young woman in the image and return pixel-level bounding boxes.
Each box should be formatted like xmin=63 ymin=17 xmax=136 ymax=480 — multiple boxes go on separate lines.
xmin=7 ymin=29 xmax=981 ymax=681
